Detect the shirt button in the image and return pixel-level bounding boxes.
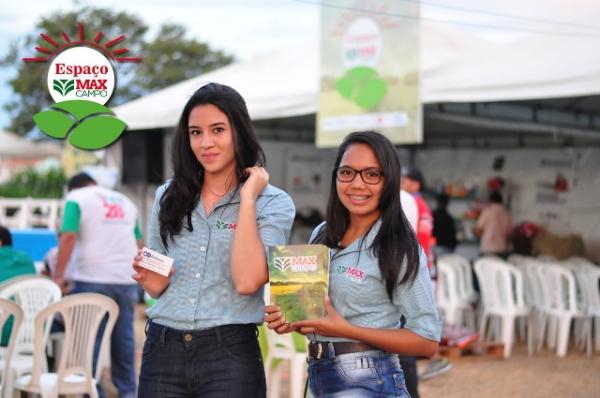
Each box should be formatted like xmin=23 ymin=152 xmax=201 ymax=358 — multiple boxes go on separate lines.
xmin=195 ymin=273 xmax=200 ymax=278
xmin=200 ymin=246 xmax=206 ymax=252
xmin=190 ymin=298 xmax=196 ymax=304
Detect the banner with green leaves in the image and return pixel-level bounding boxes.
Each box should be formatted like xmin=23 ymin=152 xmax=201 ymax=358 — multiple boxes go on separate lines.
xmin=317 ymin=0 xmax=422 ymax=147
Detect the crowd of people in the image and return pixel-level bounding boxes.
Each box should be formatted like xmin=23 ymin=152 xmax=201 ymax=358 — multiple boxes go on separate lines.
xmin=0 ymin=83 xmax=517 ymax=398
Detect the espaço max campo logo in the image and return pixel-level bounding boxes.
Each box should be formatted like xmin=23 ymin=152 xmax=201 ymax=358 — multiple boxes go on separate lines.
xmin=23 ymin=23 xmax=141 ymax=149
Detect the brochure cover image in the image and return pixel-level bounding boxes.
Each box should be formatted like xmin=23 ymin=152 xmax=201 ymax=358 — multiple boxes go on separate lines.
xmin=268 ymin=244 xmax=330 ymax=323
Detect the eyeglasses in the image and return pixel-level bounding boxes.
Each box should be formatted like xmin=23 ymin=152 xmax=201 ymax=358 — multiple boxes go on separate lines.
xmin=335 ymin=167 xmax=384 ymax=185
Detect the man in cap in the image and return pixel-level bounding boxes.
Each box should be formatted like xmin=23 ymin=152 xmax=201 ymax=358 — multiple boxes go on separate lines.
xmin=54 ymin=172 xmax=143 ymax=398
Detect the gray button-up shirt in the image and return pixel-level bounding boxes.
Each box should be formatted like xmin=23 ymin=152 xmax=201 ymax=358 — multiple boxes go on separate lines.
xmin=310 ymin=221 xmax=442 ymax=343
xmin=147 ymin=182 xmax=295 ymax=330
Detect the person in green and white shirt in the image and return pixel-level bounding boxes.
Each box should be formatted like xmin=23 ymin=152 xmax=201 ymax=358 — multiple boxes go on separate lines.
xmin=54 ymin=173 xmax=142 ymax=398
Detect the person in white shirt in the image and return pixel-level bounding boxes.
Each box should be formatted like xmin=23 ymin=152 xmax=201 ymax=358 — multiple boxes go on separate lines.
xmin=54 ymin=173 xmax=143 ymax=398
xmin=400 ymin=189 xmax=418 ymax=231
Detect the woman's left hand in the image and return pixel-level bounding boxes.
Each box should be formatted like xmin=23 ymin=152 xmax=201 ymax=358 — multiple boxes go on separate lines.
xmin=240 ymin=166 xmax=269 ymax=202
xmin=292 ymin=296 xmax=352 ymax=338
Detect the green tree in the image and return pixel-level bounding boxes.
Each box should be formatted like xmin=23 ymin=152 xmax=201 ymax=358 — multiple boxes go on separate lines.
xmin=133 ymin=24 xmax=233 ymax=91
xmin=1 ymin=7 xmax=233 ymax=136
xmin=0 ymin=168 xmax=66 ymax=199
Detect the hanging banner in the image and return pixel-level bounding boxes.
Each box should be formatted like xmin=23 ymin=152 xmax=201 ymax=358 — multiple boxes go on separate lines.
xmin=317 ymin=1 xmax=421 ymax=147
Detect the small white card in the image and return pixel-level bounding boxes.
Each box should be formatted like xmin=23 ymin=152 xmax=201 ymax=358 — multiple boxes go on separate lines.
xmin=138 ymin=247 xmax=174 ymax=277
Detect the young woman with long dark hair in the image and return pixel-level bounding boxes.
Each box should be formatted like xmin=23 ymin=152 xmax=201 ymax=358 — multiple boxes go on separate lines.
xmin=132 ymin=83 xmax=295 ymax=397
xmin=264 ymin=131 xmax=441 ymax=397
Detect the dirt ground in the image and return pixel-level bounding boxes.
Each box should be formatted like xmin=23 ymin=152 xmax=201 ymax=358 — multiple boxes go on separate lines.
xmin=417 ymin=345 xmax=600 ymax=398
xmin=102 ymin=305 xmax=600 ymax=398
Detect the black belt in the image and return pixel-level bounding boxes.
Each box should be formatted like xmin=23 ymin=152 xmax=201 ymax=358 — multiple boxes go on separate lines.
xmin=308 ymin=341 xmax=377 ymax=360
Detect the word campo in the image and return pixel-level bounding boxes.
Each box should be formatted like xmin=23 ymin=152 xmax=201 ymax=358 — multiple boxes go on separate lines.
xmin=55 ymin=63 xmax=109 ymax=78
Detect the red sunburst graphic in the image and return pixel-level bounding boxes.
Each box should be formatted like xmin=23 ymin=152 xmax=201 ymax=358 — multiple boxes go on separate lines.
xmin=23 ymin=22 xmax=142 ymax=63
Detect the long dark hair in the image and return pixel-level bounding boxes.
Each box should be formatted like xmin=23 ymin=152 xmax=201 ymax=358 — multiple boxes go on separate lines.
xmin=159 ymin=83 xmax=265 ymax=248
xmin=312 ymin=131 xmax=420 ymax=299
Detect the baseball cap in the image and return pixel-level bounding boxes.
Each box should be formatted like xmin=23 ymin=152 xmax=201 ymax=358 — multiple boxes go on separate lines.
xmin=401 ymin=166 xmax=425 ymax=189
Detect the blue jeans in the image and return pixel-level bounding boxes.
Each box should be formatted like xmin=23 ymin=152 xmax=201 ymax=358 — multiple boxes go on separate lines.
xmin=308 ymin=347 xmax=410 ymax=397
xmin=138 ymin=321 xmax=266 ymax=397
xmin=72 ymin=281 xmax=138 ymax=398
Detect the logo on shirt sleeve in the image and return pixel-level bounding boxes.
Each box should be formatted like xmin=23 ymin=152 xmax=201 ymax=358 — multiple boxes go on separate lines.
xmin=336 ymin=265 xmax=366 ymax=283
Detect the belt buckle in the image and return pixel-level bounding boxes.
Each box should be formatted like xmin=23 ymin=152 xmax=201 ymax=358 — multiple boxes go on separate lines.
xmin=309 ymin=341 xmax=324 ymax=360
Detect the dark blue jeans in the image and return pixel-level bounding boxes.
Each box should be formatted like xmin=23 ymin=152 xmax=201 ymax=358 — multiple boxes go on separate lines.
xmin=72 ymin=281 xmax=138 ymax=398
xmin=138 ymin=321 xmax=266 ymax=398
xmin=308 ymin=347 xmax=410 ymax=397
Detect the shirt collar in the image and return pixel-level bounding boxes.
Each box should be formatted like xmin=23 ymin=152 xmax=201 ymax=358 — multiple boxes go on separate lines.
xmin=332 ymin=218 xmax=382 ymax=258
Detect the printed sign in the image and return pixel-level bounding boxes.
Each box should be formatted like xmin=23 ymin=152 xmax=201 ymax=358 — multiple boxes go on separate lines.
xmin=317 ymin=1 xmax=421 ymax=147
xmin=23 ymin=23 xmax=141 ymax=150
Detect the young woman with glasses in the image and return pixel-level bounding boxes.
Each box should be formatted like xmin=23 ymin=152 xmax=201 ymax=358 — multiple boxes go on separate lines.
xmin=264 ymin=131 xmax=441 ymax=397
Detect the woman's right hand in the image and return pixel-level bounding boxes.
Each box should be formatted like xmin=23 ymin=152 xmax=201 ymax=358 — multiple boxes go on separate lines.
xmin=132 ymin=249 xmax=174 ymax=298
xmin=264 ymin=305 xmax=297 ymax=334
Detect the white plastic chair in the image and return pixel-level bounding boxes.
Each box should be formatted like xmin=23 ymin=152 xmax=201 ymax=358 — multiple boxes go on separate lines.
xmin=264 ymin=330 xmax=307 ymax=398
xmin=438 ymin=254 xmax=477 ymax=329
xmin=0 ymin=299 xmax=23 ymax=398
xmin=0 ymin=276 xmax=61 ymax=397
xmin=517 ymin=257 xmax=551 ymax=352
xmin=556 ymin=258 xmax=599 ymax=353
xmin=14 ymin=293 xmax=119 ymax=398
xmin=474 ymin=257 xmax=532 ymax=358
xmin=537 ymin=263 xmax=592 ymax=357
xmin=570 ymin=260 xmax=600 ymax=352
xmin=437 ymin=258 xmax=474 ymax=329
xmin=444 ymin=254 xmax=479 ymax=305
xmin=264 ymin=288 xmax=307 ymax=398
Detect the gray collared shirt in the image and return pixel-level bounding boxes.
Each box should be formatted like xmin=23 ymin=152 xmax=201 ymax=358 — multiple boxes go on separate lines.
xmin=310 ymin=221 xmax=442 ymax=343
xmin=147 ymin=182 xmax=295 ymax=330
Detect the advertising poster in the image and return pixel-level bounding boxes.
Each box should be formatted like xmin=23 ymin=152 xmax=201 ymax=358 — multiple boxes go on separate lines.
xmin=317 ymin=0 xmax=421 ymax=147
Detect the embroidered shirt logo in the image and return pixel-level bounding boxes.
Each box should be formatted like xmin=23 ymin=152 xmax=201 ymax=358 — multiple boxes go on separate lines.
xmin=216 ymin=220 xmax=237 ymax=231
xmin=336 ymin=265 xmax=366 ymax=282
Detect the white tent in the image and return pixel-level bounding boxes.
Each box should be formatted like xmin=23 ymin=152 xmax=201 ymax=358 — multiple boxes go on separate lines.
xmin=114 ymin=21 xmax=600 ymax=131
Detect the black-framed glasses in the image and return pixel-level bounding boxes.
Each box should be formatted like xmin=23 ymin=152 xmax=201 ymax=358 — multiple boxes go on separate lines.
xmin=335 ymin=166 xmax=384 ymax=185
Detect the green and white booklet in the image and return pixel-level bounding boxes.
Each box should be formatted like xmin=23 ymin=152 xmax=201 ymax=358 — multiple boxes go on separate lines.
xmin=268 ymin=244 xmax=330 ymax=323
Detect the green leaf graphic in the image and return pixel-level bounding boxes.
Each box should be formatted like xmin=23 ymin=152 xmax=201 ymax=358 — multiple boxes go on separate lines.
xmin=356 ymin=79 xmax=387 ymax=109
xmin=335 ymin=76 xmax=356 ymax=100
xmin=32 ymin=100 xmax=127 ymax=149
xmin=68 ymin=115 xmax=126 ymax=149
xmin=52 ymin=79 xmax=74 ymax=96
xmin=32 ymin=110 xmax=75 ymax=138
xmin=334 ymin=66 xmax=388 ymax=109
xmin=52 ymin=100 xmax=114 ymax=120
xmin=64 ymin=80 xmax=74 ymax=95
xmin=52 ymin=81 xmax=63 ymax=96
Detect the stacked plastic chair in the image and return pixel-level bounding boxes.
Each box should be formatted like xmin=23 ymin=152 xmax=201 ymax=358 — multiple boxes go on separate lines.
xmin=437 ymin=254 xmax=477 ymax=330
xmin=0 ymin=299 xmax=23 ymax=398
xmin=535 ymin=259 xmax=592 ymax=357
xmin=0 ymin=276 xmax=62 ymax=397
xmin=474 ymin=256 xmax=532 ymax=358
xmin=13 ymin=293 xmax=119 ymax=398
